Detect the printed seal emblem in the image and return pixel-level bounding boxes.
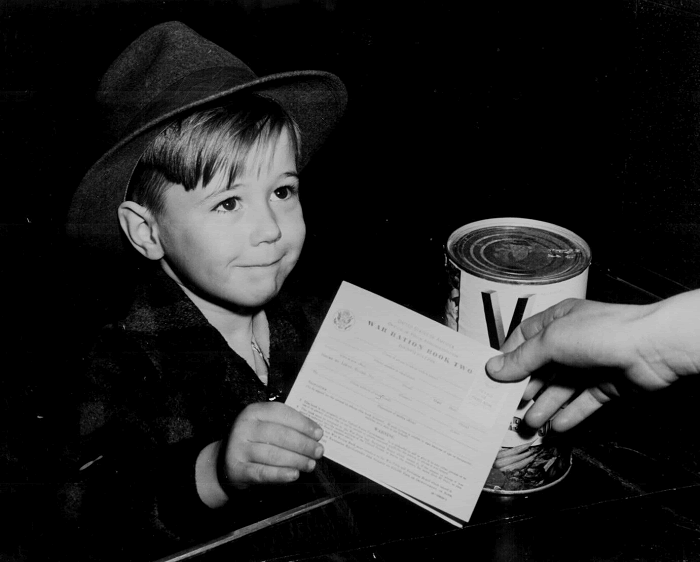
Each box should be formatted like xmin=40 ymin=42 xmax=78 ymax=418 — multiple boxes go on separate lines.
xmin=333 ymin=309 xmax=355 ymax=331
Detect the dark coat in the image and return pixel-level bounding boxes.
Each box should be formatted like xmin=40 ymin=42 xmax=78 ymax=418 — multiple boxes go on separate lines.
xmin=58 ymin=267 xmax=355 ymax=561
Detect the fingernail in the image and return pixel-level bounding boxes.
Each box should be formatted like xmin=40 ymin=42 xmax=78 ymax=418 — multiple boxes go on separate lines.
xmin=487 ymin=355 xmax=505 ymax=374
xmin=314 ymin=445 xmax=324 ymax=458
xmin=313 ymin=428 xmax=323 ymax=440
xmin=307 ymin=459 xmax=316 ymax=471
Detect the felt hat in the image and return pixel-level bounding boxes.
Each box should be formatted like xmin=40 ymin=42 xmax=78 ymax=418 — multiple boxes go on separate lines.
xmin=66 ymin=21 xmax=347 ymax=253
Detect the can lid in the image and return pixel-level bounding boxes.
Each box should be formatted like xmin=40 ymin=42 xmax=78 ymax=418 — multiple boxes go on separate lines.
xmin=446 ymin=218 xmax=591 ymax=285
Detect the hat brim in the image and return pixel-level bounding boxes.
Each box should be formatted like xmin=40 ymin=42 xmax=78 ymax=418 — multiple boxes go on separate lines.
xmin=66 ymin=68 xmax=347 ymax=254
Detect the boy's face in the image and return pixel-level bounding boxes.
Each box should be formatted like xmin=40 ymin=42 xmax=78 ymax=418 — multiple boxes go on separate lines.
xmin=155 ymin=128 xmax=305 ymax=310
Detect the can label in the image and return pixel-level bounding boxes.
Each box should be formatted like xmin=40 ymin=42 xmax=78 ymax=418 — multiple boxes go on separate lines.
xmin=446 ymin=265 xmax=589 ymax=362
xmin=444 ymin=218 xmax=591 ymax=451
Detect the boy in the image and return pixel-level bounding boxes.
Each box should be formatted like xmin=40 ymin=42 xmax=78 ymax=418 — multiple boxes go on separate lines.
xmin=63 ymin=21 xmax=350 ymax=560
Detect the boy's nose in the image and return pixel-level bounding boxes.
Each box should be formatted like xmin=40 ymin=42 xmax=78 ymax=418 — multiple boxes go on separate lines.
xmin=249 ymin=203 xmax=282 ymax=245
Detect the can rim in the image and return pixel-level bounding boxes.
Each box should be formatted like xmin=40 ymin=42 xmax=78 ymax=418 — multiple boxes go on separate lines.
xmin=446 ymin=217 xmax=592 ymax=285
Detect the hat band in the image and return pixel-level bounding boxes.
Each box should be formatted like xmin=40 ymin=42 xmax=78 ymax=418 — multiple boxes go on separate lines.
xmin=122 ymin=66 xmax=260 ymax=141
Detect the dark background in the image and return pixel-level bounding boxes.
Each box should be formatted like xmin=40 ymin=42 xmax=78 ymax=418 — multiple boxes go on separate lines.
xmin=3 ymin=0 xmax=699 ymax=388
xmin=1 ymin=0 xmax=700 ymax=557
xmin=3 ymin=0 xmax=700 ymax=311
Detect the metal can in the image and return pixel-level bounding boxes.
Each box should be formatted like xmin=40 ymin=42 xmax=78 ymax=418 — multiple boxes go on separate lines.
xmin=444 ymin=217 xmax=591 ymax=494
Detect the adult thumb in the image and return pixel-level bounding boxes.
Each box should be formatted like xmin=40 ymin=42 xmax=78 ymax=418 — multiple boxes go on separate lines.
xmin=486 ymin=338 xmax=545 ymax=382
xmin=486 ymin=354 xmax=507 ymax=378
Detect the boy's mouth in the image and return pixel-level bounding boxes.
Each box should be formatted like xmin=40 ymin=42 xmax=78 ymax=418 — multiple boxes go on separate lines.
xmin=239 ymin=258 xmax=282 ymax=268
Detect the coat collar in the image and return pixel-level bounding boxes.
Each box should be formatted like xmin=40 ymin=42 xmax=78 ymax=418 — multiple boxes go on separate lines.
xmin=120 ymin=266 xmax=313 ymax=401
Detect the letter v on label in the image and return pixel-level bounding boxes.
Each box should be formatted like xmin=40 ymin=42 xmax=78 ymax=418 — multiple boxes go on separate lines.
xmin=481 ymin=291 xmax=536 ymax=350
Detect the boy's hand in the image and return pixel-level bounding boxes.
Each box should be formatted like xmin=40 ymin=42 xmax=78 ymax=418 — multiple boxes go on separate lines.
xmin=219 ymin=402 xmax=324 ymax=489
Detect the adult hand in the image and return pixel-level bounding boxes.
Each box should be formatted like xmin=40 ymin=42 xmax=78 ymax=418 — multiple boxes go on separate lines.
xmin=486 ymin=290 xmax=700 ymax=432
xmin=219 ymin=401 xmax=324 ymax=489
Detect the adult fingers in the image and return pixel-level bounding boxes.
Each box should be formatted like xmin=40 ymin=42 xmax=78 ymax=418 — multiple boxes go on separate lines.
xmin=487 ymin=331 xmax=554 ymax=382
xmin=522 ymin=382 xmax=577 ymax=429
xmin=500 ymin=300 xmax=574 ymax=352
xmin=486 ymin=301 xmax=580 ymax=381
xmin=521 ymin=378 xmax=545 ymax=402
xmin=488 ymin=300 xmax=583 ymax=379
xmin=550 ymin=386 xmax=615 ymax=432
xmin=498 ymin=322 xmax=527 ymax=354
xmin=520 ymin=363 xmax=562 ymax=402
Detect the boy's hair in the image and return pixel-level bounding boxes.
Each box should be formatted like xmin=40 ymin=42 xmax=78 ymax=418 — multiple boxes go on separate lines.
xmin=128 ymin=94 xmax=302 ymax=215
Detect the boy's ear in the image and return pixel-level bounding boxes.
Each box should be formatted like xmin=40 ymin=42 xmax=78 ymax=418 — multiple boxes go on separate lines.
xmin=117 ymin=201 xmax=165 ymax=261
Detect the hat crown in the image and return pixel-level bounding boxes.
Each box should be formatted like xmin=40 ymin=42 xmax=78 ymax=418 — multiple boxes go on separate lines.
xmin=98 ymin=22 xmax=255 ymax=144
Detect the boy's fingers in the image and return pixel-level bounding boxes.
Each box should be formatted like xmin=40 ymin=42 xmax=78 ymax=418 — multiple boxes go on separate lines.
xmin=232 ymin=462 xmax=301 ymax=485
xmin=253 ymin=422 xmax=324 ymax=459
xmin=249 ymin=443 xmax=318 ymax=472
xmin=241 ymin=402 xmax=323 ymax=440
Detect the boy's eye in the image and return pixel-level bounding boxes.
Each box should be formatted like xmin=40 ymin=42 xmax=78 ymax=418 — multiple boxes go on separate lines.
xmin=272 ymin=185 xmax=298 ymax=201
xmin=215 ymin=197 xmax=241 ymax=213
